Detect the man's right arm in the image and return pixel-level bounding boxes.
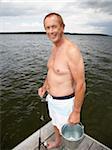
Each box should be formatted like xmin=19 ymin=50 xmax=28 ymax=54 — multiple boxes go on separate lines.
xmin=38 ymin=76 xmax=48 ymax=97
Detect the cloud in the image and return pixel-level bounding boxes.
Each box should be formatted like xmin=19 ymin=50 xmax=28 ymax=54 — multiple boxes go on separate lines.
xmin=0 ymin=1 xmax=66 ymax=17
xmin=0 ymin=2 xmax=47 ymax=17
xmin=0 ymin=1 xmax=112 ymax=35
xmin=81 ymin=0 xmax=112 ymax=15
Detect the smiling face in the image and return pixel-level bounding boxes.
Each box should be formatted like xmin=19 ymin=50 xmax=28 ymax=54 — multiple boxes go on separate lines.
xmin=44 ymin=15 xmax=64 ymax=44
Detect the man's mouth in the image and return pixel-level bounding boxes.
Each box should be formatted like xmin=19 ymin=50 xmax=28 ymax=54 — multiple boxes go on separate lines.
xmin=49 ymin=34 xmax=57 ymax=39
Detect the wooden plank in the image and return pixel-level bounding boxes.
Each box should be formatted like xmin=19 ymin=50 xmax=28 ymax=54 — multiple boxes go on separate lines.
xmin=44 ymin=134 xmax=93 ymax=150
xmin=44 ymin=133 xmax=111 ymax=150
xmin=13 ymin=121 xmax=111 ymax=150
xmin=13 ymin=121 xmax=54 ymax=150
xmin=89 ymin=142 xmax=105 ymax=150
xmin=74 ymin=135 xmax=94 ymax=150
xmin=62 ymin=135 xmax=94 ymax=150
xmin=84 ymin=134 xmax=111 ymax=150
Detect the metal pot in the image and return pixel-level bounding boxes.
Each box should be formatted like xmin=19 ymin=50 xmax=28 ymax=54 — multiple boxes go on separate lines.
xmin=61 ymin=123 xmax=84 ymax=149
xmin=61 ymin=122 xmax=84 ymax=142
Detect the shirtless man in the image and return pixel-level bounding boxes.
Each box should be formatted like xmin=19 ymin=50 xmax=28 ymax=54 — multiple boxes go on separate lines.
xmin=38 ymin=13 xmax=86 ymax=149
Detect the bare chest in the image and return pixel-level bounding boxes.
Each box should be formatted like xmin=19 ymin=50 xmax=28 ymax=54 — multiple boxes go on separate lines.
xmin=47 ymin=52 xmax=69 ymax=74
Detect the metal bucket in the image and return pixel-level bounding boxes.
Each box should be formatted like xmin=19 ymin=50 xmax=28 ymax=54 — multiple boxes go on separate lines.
xmin=61 ymin=123 xmax=84 ymax=149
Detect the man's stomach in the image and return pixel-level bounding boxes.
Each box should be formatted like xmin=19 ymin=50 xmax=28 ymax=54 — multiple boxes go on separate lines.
xmin=47 ymin=68 xmax=75 ymax=96
xmin=47 ymin=79 xmax=74 ymax=96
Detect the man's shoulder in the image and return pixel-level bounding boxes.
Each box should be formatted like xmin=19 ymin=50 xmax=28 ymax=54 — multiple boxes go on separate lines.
xmin=65 ymin=40 xmax=82 ymax=64
xmin=66 ymin=41 xmax=80 ymax=55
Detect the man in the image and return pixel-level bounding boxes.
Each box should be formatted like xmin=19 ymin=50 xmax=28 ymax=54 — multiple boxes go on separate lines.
xmin=38 ymin=12 xmax=86 ymax=149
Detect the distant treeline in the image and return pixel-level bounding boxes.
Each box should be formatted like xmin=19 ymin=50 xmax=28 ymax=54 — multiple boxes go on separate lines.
xmin=0 ymin=32 xmax=110 ymax=36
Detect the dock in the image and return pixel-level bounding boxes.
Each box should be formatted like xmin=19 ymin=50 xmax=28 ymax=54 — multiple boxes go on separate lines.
xmin=13 ymin=121 xmax=111 ymax=150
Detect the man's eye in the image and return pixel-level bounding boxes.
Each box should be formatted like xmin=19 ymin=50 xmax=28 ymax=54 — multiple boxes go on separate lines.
xmin=46 ymin=27 xmax=50 ymax=30
xmin=53 ymin=26 xmax=56 ymax=28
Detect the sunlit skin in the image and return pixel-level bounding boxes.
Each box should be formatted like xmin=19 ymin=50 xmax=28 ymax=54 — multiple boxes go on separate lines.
xmin=38 ymin=14 xmax=86 ymax=149
xmin=44 ymin=15 xmax=64 ymax=44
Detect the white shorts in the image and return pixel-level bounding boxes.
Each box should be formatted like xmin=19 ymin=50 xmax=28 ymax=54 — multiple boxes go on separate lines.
xmin=46 ymin=94 xmax=75 ymax=133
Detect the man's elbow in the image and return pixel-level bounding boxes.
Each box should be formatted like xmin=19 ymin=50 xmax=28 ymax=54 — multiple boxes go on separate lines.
xmin=77 ymin=81 xmax=86 ymax=93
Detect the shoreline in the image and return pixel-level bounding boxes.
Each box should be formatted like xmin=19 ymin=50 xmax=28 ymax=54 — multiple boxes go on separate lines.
xmin=0 ymin=32 xmax=111 ymax=36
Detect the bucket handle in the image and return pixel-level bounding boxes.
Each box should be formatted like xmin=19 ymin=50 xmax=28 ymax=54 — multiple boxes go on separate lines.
xmin=67 ymin=122 xmax=84 ymax=129
xmin=78 ymin=122 xmax=84 ymax=129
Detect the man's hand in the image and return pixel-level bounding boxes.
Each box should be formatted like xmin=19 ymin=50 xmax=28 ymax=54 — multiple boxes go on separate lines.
xmin=68 ymin=111 xmax=80 ymax=125
xmin=38 ymin=86 xmax=46 ymax=98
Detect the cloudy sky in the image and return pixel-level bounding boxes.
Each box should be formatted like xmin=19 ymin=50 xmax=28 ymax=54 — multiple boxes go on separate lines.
xmin=0 ymin=0 xmax=112 ymax=35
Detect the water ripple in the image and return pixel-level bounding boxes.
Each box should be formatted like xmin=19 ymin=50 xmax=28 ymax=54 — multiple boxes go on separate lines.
xmin=0 ymin=34 xmax=112 ymax=149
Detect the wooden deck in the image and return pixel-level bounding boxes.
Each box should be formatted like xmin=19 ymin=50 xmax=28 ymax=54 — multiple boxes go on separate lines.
xmin=40 ymin=133 xmax=111 ymax=150
xmin=13 ymin=121 xmax=111 ymax=150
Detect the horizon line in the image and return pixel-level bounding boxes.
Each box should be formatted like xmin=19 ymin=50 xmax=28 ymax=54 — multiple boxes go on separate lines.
xmin=0 ymin=31 xmax=111 ymax=36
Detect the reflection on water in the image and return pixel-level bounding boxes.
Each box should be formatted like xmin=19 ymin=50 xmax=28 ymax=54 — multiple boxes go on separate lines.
xmin=0 ymin=34 xmax=112 ymax=149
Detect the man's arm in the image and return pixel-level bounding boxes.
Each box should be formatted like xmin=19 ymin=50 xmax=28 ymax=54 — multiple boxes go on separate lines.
xmin=67 ymin=45 xmax=86 ymax=124
xmin=38 ymin=76 xmax=48 ymax=97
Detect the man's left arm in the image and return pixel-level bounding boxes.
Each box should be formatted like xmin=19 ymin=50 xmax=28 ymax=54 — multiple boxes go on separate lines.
xmin=67 ymin=46 xmax=86 ymax=124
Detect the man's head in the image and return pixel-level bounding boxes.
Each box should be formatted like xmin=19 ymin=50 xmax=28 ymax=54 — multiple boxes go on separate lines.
xmin=43 ymin=12 xmax=65 ymax=29
xmin=43 ymin=13 xmax=65 ymax=43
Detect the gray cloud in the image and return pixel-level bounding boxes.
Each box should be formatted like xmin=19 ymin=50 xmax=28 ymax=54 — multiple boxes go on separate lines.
xmin=0 ymin=2 xmax=50 ymax=17
xmin=89 ymin=20 xmax=112 ymax=27
xmin=0 ymin=1 xmax=112 ymax=35
xmin=0 ymin=2 xmax=67 ymax=17
xmin=80 ymin=0 xmax=112 ymax=15
xmin=88 ymin=20 xmax=112 ymax=35
xmin=0 ymin=2 xmax=28 ymax=16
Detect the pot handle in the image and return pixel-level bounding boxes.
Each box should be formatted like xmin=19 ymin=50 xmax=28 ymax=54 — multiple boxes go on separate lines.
xmin=79 ymin=122 xmax=84 ymax=129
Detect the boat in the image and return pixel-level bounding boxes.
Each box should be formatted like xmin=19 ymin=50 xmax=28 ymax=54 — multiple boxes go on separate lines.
xmin=13 ymin=121 xmax=111 ymax=150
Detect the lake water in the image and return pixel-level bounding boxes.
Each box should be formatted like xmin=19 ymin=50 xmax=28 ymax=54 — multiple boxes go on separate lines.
xmin=0 ymin=34 xmax=112 ymax=149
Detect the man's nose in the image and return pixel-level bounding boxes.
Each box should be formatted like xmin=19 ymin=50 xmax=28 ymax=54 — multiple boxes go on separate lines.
xmin=49 ymin=27 xmax=53 ymax=33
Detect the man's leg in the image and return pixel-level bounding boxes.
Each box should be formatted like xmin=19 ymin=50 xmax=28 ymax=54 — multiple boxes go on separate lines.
xmin=47 ymin=126 xmax=62 ymax=149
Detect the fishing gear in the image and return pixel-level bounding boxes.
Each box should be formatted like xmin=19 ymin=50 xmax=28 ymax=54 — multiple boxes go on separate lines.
xmin=38 ymin=97 xmax=48 ymax=150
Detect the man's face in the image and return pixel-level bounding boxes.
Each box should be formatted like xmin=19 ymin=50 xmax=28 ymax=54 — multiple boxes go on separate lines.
xmin=44 ymin=15 xmax=64 ymax=43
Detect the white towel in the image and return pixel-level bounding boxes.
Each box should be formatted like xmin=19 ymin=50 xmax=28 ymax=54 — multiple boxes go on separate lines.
xmin=46 ymin=94 xmax=75 ymax=133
